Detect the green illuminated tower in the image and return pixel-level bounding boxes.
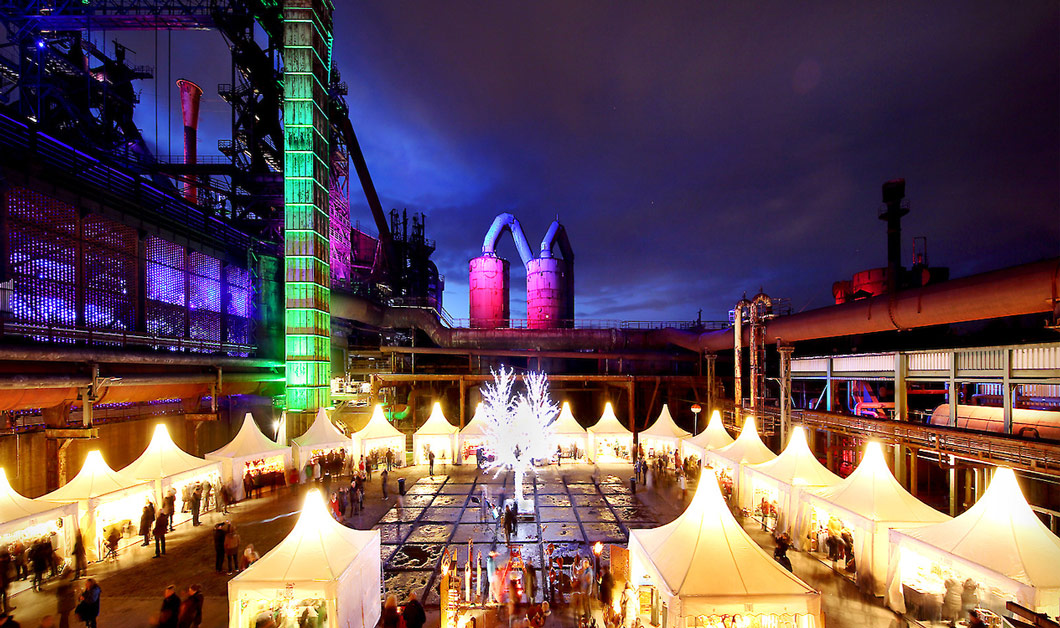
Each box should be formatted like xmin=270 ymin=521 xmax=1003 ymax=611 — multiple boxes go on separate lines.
xmin=283 ymin=0 xmax=334 ymax=426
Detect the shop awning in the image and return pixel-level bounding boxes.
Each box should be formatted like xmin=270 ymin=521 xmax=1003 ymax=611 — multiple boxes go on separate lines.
xmin=640 ymin=404 xmax=692 ymax=440
xmin=707 ymin=415 xmax=776 ymax=467
xmin=413 ymin=403 xmax=459 ymax=437
xmin=682 ymin=410 xmax=734 ymax=454
xmin=122 ymin=423 xmax=218 ymax=481
xmin=0 ymin=468 xmax=76 ymax=532
xmin=291 ymin=408 xmax=350 ymax=451
xmin=587 ymin=402 xmax=632 ymax=437
xmin=41 ymin=450 xmax=151 ymax=503
xmin=745 ymin=426 xmax=839 ymax=488
xmin=206 ymin=413 xmax=289 ymax=461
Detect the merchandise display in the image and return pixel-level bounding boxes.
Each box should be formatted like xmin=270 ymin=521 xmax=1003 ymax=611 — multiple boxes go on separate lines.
xmin=412 ymin=403 xmax=459 ymax=466
xmin=638 ymin=404 xmax=691 ymax=457
xmin=206 ymin=413 xmax=292 ymax=501
xmin=352 ymin=405 xmax=406 ymax=464
xmin=587 ymin=402 xmax=633 ymax=461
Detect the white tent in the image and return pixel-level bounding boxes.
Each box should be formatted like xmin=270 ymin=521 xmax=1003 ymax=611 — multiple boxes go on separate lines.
xmin=680 ymin=410 xmax=733 ymax=461
xmin=587 ymin=402 xmax=633 ymax=461
xmin=743 ymin=426 xmax=840 ymax=538
xmin=703 ymin=415 xmax=777 ymax=505
xmin=551 ymin=402 xmax=588 ymax=459
xmin=886 ymin=467 xmax=1060 ymax=619
xmin=353 ymin=405 xmax=406 ymax=464
xmin=291 ymin=409 xmax=351 ymax=473
xmin=0 ymin=468 xmax=77 ymax=555
xmin=412 ymin=402 xmax=458 ymax=465
xmin=228 ymin=489 xmax=381 ymax=628
xmin=206 ymin=413 xmax=291 ymax=501
xmin=122 ymin=423 xmax=222 ymax=525
xmin=639 ymin=404 xmax=692 ymax=455
xmin=41 ymin=450 xmax=155 ymax=561
xmin=798 ymin=442 xmax=950 ymax=596
xmin=629 ymin=467 xmax=822 ymax=626
xmin=458 ymin=403 xmax=488 ymax=463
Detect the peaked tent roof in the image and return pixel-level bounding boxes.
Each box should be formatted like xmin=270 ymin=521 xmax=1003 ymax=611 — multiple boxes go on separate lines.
xmin=414 ymin=403 xmax=459 ymax=436
xmin=0 ymin=468 xmax=75 ymax=526
xmin=206 ymin=413 xmax=288 ymax=459
xmin=552 ymin=402 xmax=587 ymax=436
xmin=896 ymin=467 xmax=1060 ymax=590
xmin=747 ymin=426 xmax=840 ymax=488
xmin=587 ymin=403 xmax=632 ymax=436
xmin=685 ymin=410 xmax=734 ymax=452
xmin=629 ymin=467 xmax=819 ymax=612
xmin=808 ymin=442 xmax=949 ymax=525
xmin=641 ymin=404 xmax=692 ymax=439
xmin=460 ymin=403 xmax=488 ymax=437
xmin=42 ymin=450 xmax=148 ymax=503
xmin=354 ymin=405 xmax=405 ymax=441
xmin=711 ymin=416 xmax=777 ymax=466
xmin=230 ymin=489 xmax=378 ymax=584
xmin=122 ymin=423 xmax=216 ymax=481
xmin=292 ymin=409 xmax=349 ymax=448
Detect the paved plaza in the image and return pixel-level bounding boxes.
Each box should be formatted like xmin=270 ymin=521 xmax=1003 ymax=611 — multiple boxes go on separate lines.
xmin=4 ymin=462 xmax=906 ymax=628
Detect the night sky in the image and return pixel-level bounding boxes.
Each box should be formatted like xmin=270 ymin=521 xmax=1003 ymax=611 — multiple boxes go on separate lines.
xmin=128 ymin=2 xmax=1059 ymax=323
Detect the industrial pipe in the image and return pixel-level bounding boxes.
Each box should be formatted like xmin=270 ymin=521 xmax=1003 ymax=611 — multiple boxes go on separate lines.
xmin=482 ymin=213 xmax=533 ymax=266
xmin=668 ymin=257 xmax=1060 ymax=353
xmin=749 ymin=293 xmax=771 ymax=416
xmin=732 ymin=298 xmax=750 ymax=412
xmin=176 ymin=79 xmax=202 ymax=204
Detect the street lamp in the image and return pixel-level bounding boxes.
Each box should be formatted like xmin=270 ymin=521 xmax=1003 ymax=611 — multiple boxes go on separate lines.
xmin=592 ymin=541 xmax=604 ymax=592
xmin=690 ymin=404 xmax=702 ymax=435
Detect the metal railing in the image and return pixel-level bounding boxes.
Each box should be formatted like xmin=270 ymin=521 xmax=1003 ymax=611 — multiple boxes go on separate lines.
xmin=1 ymin=321 xmax=255 ymax=356
xmin=443 ymin=318 xmax=729 ymax=331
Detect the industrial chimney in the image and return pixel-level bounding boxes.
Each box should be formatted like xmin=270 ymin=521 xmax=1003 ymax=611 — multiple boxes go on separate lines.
xmin=176 ymin=79 xmax=202 ymax=205
xmin=879 ymin=178 xmax=908 ymax=294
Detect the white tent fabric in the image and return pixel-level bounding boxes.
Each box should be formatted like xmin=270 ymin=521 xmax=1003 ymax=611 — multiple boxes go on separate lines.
xmin=205 ymin=413 xmax=291 ymax=501
xmin=680 ymin=410 xmax=733 ymax=461
xmin=412 ymin=403 xmax=459 ymax=465
xmin=228 ymin=489 xmax=381 ymax=628
xmin=122 ymin=423 xmax=222 ymax=524
xmin=353 ymin=405 xmax=406 ymax=463
xmin=629 ymin=469 xmax=822 ymax=623
xmin=886 ymin=467 xmax=1060 ymax=617
xmin=291 ymin=409 xmax=351 ymax=471
xmin=551 ymin=402 xmax=588 ymax=458
xmin=458 ymin=403 xmax=488 ymax=462
xmin=703 ymin=416 xmax=777 ymax=505
xmin=587 ymin=402 xmax=633 ymax=461
xmin=639 ymin=404 xmax=692 ymax=453
xmin=0 ymin=468 xmax=76 ymax=552
xmin=41 ymin=450 xmax=155 ymax=561
xmin=798 ymin=442 xmax=949 ymax=596
xmin=743 ymin=426 xmax=840 ymax=539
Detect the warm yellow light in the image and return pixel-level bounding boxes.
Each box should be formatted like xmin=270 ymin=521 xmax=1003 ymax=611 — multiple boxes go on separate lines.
xmin=593 ymin=541 xmax=603 ymax=556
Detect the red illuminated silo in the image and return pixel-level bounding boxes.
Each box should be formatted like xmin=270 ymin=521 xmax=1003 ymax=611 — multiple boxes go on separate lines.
xmin=526 ymin=257 xmax=568 ymax=329
xmin=469 ymin=255 xmax=510 ymax=328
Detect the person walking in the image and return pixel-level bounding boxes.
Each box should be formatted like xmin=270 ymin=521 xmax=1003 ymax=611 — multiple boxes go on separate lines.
xmin=212 ymin=523 xmax=227 ymax=573
xmin=176 ymin=585 xmax=202 ymax=628
xmin=158 ymin=585 xmax=180 ymax=628
xmin=224 ymin=525 xmax=241 ymax=574
xmin=428 ymin=450 xmax=435 ymax=476
xmin=55 ymin=572 xmax=76 ymax=628
xmin=72 ymin=533 xmax=85 ymax=580
xmin=385 ymin=449 xmax=393 ymax=472
xmin=380 ymin=468 xmax=389 ymax=500
xmin=190 ymin=486 xmax=202 ymax=527
xmin=75 ymin=579 xmax=100 ymax=628
xmin=153 ymin=511 xmax=169 ymax=557
xmin=30 ymin=539 xmax=48 ymax=592
xmin=401 ymin=592 xmax=426 ymax=628
xmin=163 ymin=490 xmax=176 ymax=532
xmin=380 ymin=596 xmax=399 ymax=628
xmin=139 ymin=504 xmax=153 ymax=546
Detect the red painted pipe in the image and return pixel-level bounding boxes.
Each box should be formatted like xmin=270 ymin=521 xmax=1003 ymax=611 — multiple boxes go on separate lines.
xmin=176 ymin=79 xmax=202 ymax=204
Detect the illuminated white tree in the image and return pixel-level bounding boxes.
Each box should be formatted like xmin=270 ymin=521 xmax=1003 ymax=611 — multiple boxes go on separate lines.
xmin=481 ymin=367 xmax=559 ymax=503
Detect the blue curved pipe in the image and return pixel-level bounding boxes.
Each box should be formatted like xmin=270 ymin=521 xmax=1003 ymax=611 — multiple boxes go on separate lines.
xmin=482 ymin=212 xmax=533 ymax=267
xmin=539 ymin=220 xmax=574 ymax=262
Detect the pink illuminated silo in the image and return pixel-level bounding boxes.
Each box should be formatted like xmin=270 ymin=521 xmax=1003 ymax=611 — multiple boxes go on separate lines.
xmin=469 ymin=255 xmax=510 ymax=328
xmin=526 ymin=257 xmax=567 ymax=329
xmin=176 ymin=79 xmax=202 ymax=204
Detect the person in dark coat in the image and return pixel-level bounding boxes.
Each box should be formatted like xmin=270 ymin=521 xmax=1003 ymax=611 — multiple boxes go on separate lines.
xmin=30 ymin=540 xmax=48 ymax=592
xmin=176 ymin=585 xmax=203 ymax=628
xmin=212 ymin=523 xmax=227 ymax=572
xmin=159 ymin=585 xmax=180 ymax=628
xmin=75 ymin=579 xmax=100 ymax=628
xmin=55 ymin=572 xmax=76 ymax=628
xmin=191 ymin=486 xmax=202 ymax=527
xmin=153 ymin=512 xmax=169 ymax=557
xmin=402 ymin=592 xmax=426 ymax=628
xmin=139 ymin=505 xmax=153 ymax=546
xmin=0 ymin=548 xmax=11 ymax=613
xmin=381 ymin=596 xmax=399 ymax=628
xmin=72 ymin=533 xmax=86 ymax=580
xmin=163 ymin=490 xmax=176 ymax=532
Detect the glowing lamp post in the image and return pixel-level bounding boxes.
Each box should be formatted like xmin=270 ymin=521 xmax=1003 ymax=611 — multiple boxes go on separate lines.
xmin=592 ymin=541 xmax=604 ymax=595
xmin=691 ymin=404 xmax=702 ymax=435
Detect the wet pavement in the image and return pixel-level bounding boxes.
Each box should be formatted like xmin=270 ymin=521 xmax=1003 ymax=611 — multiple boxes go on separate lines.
xmin=3 ymin=462 xmax=907 ymax=628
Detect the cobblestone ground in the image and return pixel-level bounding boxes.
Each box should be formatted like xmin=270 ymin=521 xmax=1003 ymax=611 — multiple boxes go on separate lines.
xmin=5 ymin=462 xmax=905 ymax=628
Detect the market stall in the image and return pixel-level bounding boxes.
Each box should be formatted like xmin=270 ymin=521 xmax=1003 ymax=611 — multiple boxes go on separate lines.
xmin=628 ymin=465 xmax=823 ymax=628
xmin=352 ymin=405 xmax=406 ymax=465
xmin=0 ymin=468 xmax=77 ymax=560
xmin=458 ymin=403 xmax=489 ymax=463
xmin=742 ymin=426 xmax=840 ymax=538
xmin=121 ymin=423 xmax=222 ymax=526
xmin=639 ymin=404 xmax=692 ymax=460
xmin=205 ymin=413 xmax=291 ymax=501
xmin=228 ymin=489 xmax=381 ymax=628
xmin=551 ymin=402 xmax=588 ymax=460
xmin=587 ymin=402 xmax=633 ymax=462
xmin=679 ymin=410 xmax=733 ymax=464
xmin=41 ymin=450 xmax=155 ymax=561
xmin=797 ymin=441 xmax=950 ymax=597
xmin=291 ymin=409 xmax=351 ymax=481
xmin=886 ymin=467 xmax=1060 ymax=622
xmin=702 ymin=416 xmax=777 ymax=506
xmin=412 ymin=402 xmax=459 ymax=466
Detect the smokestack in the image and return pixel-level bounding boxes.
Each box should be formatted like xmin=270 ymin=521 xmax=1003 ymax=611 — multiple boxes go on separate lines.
xmin=879 ymin=178 xmax=908 ymax=294
xmin=176 ymin=79 xmax=202 ymax=204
